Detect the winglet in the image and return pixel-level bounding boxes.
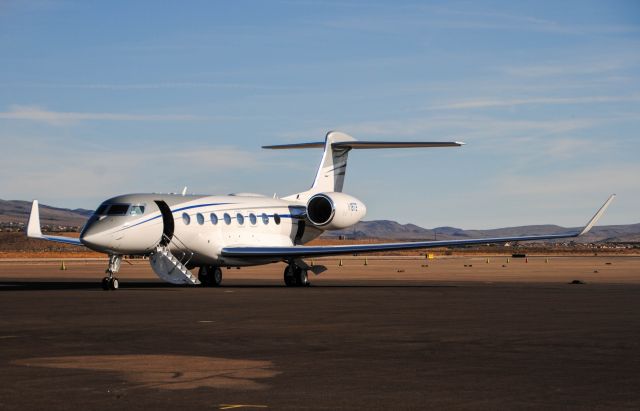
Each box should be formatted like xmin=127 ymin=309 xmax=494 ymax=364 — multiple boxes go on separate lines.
xmin=578 ymin=194 xmax=616 ymax=236
xmin=26 ymin=200 xmax=43 ymax=238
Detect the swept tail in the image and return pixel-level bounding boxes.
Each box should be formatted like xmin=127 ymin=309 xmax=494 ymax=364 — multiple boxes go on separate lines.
xmin=263 ymin=130 xmax=464 ymax=202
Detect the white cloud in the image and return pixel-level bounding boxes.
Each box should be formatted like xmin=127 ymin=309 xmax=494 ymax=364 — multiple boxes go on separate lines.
xmin=539 ymin=137 xmax=600 ymax=159
xmin=491 ymin=165 xmax=640 ymax=198
xmin=0 ymin=105 xmax=199 ymax=125
xmin=501 ymin=58 xmax=637 ymax=78
xmin=425 ymin=95 xmax=640 ymax=110
xmin=429 ymin=10 xmax=639 ymax=35
xmin=0 ymin=82 xmax=280 ymax=91
xmin=325 ymin=115 xmax=598 ymax=141
xmin=0 ymin=138 xmax=267 ymax=203
xmin=321 ymin=6 xmax=640 ymax=36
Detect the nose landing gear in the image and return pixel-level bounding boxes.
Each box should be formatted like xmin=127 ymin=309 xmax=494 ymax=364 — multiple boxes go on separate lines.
xmin=101 ymin=254 xmax=122 ymax=290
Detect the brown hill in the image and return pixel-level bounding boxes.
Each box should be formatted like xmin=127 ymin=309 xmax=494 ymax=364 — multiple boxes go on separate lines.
xmin=327 ymin=220 xmax=640 ymax=243
xmin=0 ymin=199 xmax=638 ymax=243
xmin=0 ymin=199 xmax=91 ymax=230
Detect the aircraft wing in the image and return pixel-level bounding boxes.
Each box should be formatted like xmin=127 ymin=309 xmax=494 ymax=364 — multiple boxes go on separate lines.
xmin=25 ymin=200 xmax=84 ymax=246
xmin=221 ymin=195 xmax=615 ymax=259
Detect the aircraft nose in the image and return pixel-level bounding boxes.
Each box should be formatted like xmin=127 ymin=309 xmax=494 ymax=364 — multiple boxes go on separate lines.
xmin=80 ymin=225 xmax=112 ymax=251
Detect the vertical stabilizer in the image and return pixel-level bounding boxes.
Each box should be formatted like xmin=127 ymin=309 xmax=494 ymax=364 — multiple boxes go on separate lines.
xmin=310 ymin=131 xmax=355 ymax=193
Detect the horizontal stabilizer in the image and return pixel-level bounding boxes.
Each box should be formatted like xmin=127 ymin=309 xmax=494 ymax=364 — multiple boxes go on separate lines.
xmin=333 ymin=141 xmax=464 ymax=149
xmin=263 ymin=141 xmax=464 ymax=150
xmin=263 ymin=142 xmax=325 ymax=149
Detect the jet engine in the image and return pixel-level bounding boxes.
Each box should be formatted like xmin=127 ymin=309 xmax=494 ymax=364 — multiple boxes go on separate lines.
xmin=306 ymin=192 xmax=366 ymax=230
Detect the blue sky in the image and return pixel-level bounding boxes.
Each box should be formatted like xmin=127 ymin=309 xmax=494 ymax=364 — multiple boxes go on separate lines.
xmin=1 ymin=0 xmax=638 ymax=228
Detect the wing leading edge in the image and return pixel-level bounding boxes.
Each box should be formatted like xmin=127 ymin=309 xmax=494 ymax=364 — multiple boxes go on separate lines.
xmin=221 ymin=195 xmax=616 ymax=259
xmin=26 ymin=200 xmax=84 ymax=246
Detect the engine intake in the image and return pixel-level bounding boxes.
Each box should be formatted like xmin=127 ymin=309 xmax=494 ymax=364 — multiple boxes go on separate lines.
xmin=307 ymin=192 xmax=366 ymax=230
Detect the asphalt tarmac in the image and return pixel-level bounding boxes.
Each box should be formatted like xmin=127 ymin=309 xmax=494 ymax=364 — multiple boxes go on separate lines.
xmin=1 ymin=258 xmax=639 ymax=410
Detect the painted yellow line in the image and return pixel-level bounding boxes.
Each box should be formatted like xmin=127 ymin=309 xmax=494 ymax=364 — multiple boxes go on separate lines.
xmin=218 ymin=405 xmax=268 ymax=410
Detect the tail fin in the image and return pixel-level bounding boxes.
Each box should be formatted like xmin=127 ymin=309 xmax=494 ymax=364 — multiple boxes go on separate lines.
xmin=264 ymin=130 xmax=464 ymax=202
xmin=311 ymin=131 xmax=356 ymax=193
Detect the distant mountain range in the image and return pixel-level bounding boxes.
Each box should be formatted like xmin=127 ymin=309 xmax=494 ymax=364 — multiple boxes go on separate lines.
xmin=0 ymin=199 xmax=92 ymax=228
xmin=329 ymin=220 xmax=640 ymax=243
xmin=1 ymin=199 xmax=638 ymax=242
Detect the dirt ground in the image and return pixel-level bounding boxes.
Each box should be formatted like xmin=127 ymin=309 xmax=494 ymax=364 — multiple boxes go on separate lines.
xmin=1 ymin=255 xmax=638 ymax=285
xmin=1 ymin=257 xmax=639 ymax=410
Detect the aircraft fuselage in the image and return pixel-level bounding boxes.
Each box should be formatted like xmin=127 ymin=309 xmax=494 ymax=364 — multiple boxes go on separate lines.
xmin=79 ymin=193 xmax=322 ymax=267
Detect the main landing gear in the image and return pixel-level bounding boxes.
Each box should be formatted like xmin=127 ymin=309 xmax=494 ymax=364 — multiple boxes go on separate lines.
xmin=102 ymin=254 xmax=122 ymax=291
xmin=198 ymin=265 xmax=223 ymax=287
xmin=284 ymin=264 xmax=310 ymax=287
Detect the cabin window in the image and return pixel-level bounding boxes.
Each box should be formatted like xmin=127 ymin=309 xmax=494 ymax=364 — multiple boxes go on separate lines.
xmin=249 ymin=213 xmax=257 ymax=225
xmin=262 ymin=213 xmax=269 ymax=225
xmin=237 ymin=213 xmax=245 ymax=225
xmin=130 ymin=205 xmax=145 ymax=216
xmin=224 ymin=213 xmax=231 ymax=225
xmin=95 ymin=204 xmax=109 ymax=215
xmin=196 ymin=213 xmax=205 ymax=225
xmin=182 ymin=212 xmax=191 ymax=225
xmin=210 ymin=213 xmax=218 ymax=225
xmin=274 ymin=213 xmax=281 ymax=225
xmin=107 ymin=204 xmax=129 ymax=216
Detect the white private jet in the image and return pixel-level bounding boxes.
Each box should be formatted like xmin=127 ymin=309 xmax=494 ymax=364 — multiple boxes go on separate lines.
xmin=26 ymin=131 xmax=615 ymax=290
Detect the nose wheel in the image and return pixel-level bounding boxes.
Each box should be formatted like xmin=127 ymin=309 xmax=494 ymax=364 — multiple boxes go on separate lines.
xmin=101 ymin=255 xmax=122 ymax=291
xmin=101 ymin=276 xmax=119 ymax=290
xmin=284 ymin=264 xmax=310 ymax=287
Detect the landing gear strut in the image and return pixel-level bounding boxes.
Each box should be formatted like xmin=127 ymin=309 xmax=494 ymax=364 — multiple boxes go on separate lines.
xmin=284 ymin=264 xmax=309 ymax=287
xmin=102 ymin=254 xmax=122 ymax=291
xmin=198 ymin=265 xmax=223 ymax=287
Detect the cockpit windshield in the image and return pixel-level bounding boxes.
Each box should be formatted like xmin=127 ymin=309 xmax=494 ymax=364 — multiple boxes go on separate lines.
xmin=130 ymin=205 xmax=145 ymax=215
xmin=106 ymin=204 xmax=130 ymax=216
xmin=93 ymin=203 xmax=145 ymax=216
xmin=94 ymin=204 xmax=109 ymax=215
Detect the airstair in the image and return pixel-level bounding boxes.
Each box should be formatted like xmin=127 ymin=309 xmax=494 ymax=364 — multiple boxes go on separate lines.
xmin=149 ymin=235 xmax=200 ymax=285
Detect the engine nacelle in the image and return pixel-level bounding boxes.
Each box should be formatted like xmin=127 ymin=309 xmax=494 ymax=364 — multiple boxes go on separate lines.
xmin=306 ymin=192 xmax=366 ymax=230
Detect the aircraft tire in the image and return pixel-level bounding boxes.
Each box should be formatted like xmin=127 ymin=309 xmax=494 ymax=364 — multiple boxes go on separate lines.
xmin=284 ymin=266 xmax=296 ymax=286
xmin=296 ymin=268 xmax=310 ymax=287
xmin=101 ymin=277 xmax=110 ymax=290
xmin=110 ymin=278 xmax=119 ymax=290
xmin=212 ymin=267 xmax=223 ymax=286
xmin=198 ymin=266 xmax=213 ymax=287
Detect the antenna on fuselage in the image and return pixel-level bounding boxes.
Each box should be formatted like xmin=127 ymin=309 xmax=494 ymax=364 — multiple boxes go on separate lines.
xmin=181 ymin=186 xmax=187 ymax=196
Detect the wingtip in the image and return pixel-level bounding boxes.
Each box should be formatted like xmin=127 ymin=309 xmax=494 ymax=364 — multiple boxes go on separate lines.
xmin=26 ymin=200 xmax=43 ymax=238
xmin=578 ymin=194 xmax=616 ymax=236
